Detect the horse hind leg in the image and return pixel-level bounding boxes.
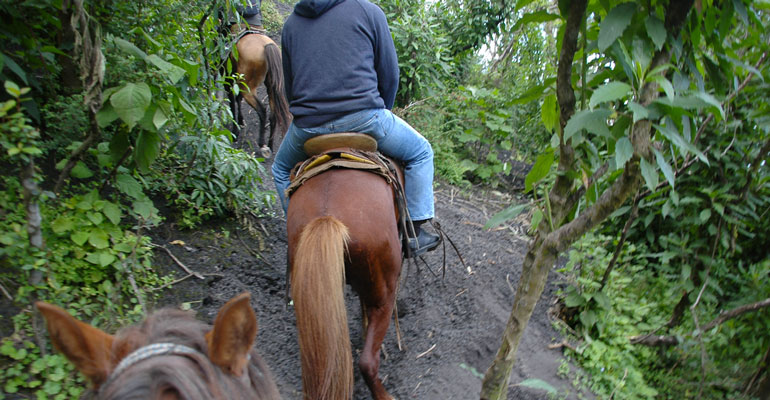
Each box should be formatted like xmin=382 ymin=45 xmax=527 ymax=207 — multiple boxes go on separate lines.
xmin=360 ymin=300 xmax=396 ymax=400
xmin=244 ymin=92 xmax=270 ymax=158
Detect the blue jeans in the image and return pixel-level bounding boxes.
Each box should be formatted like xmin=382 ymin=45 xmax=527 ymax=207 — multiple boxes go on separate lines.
xmin=272 ymin=108 xmax=435 ymax=220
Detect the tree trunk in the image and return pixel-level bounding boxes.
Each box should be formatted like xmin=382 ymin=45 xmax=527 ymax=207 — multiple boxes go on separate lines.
xmin=480 ymin=0 xmax=694 ymax=397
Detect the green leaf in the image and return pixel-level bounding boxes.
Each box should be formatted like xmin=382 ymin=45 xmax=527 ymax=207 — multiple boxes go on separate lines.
xmin=102 ymin=202 xmax=122 ymax=225
xmin=133 ymin=198 xmax=157 ymax=220
xmin=699 ymin=209 xmax=712 ymax=223
xmin=530 ymin=208 xmax=544 ymax=231
xmin=134 ymin=130 xmax=161 ymax=173
xmin=109 ymin=131 xmax=130 ymax=162
xmin=654 ymin=94 xmax=724 ymax=120
xmin=110 ymin=83 xmax=152 ymax=130
xmin=86 ymin=212 xmax=104 ymax=226
xmin=650 ymin=75 xmax=675 ymax=99
xmin=654 ymin=149 xmax=675 ymax=189
xmin=564 ymin=109 xmax=612 ymax=140
xmin=645 ymin=15 xmax=666 ymax=50
xmin=96 ymin=104 xmax=120 ymax=128
xmin=565 ymin=289 xmax=586 ymax=307
xmin=640 ymin=157 xmax=659 ymax=192
xmin=615 ymin=136 xmax=633 ymax=168
xmin=512 ymin=10 xmax=560 ymax=32
xmin=2 ymin=53 xmax=28 ymax=84
xmin=114 ymin=173 xmax=143 ymax=199
xmin=654 ymin=122 xmax=709 ymax=165
xmin=517 ymin=378 xmax=558 ymax=394
xmin=51 ymin=217 xmax=75 ymax=234
xmin=71 ymin=161 xmax=94 ymax=179
xmin=86 ymin=252 xmax=116 ymax=267
xmin=627 ymin=101 xmax=648 ymax=123
xmin=88 ymin=229 xmax=110 ymax=249
xmin=153 ymin=106 xmax=169 ymax=129
xmin=4 ymin=80 xmax=21 ymax=97
xmin=146 ymin=54 xmax=186 ymax=84
xmin=71 ymin=231 xmax=89 ymax=246
xmin=589 ymin=81 xmax=632 ymax=108
xmin=512 ymin=78 xmax=556 ymax=104
xmin=485 ymin=203 xmax=529 ymax=229
xmin=598 ymin=3 xmax=637 ymax=52
xmin=541 ymin=94 xmax=558 ymax=133
xmin=113 ymin=37 xmax=148 ymax=60
xmin=525 ymin=148 xmax=554 ymax=192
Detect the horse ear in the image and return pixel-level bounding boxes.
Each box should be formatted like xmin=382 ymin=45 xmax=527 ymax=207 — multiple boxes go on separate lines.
xmin=205 ymin=292 xmax=258 ymax=376
xmin=35 ymin=302 xmax=115 ymax=386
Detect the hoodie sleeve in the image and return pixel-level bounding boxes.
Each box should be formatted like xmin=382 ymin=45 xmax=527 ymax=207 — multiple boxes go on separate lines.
xmin=281 ymin=27 xmax=294 ymax=102
xmin=370 ymin=6 xmax=399 ymax=109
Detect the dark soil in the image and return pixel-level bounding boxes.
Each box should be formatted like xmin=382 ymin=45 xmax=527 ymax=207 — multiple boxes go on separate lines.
xmin=149 ymin=152 xmax=594 ymax=399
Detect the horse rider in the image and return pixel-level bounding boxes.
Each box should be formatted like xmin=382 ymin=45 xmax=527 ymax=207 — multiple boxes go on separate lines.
xmin=272 ymin=0 xmax=441 ymax=257
xmin=218 ymin=0 xmax=263 ymax=35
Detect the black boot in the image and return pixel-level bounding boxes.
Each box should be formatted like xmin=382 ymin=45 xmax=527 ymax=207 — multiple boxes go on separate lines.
xmin=407 ymin=220 xmax=441 ymax=257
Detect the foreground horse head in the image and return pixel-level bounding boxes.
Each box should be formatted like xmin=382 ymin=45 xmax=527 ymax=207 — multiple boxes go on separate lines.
xmin=227 ymin=27 xmax=291 ymax=158
xmin=36 ymin=292 xmax=280 ymax=399
xmin=287 ymin=136 xmax=404 ymax=400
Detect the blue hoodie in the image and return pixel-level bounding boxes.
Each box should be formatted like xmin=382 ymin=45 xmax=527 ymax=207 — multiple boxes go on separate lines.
xmin=281 ymin=0 xmax=399 ymax=128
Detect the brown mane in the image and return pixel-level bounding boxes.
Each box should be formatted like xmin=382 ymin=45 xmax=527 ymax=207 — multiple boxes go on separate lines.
xmin=37 ymin=293 xmax=280 ymax=400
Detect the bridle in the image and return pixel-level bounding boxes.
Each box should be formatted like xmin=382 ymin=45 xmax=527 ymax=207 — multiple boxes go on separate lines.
xmin=99 ymin=343 xmax=203 ymax=393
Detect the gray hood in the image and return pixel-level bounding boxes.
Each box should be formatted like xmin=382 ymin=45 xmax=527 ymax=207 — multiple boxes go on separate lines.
xmin=293 ymin=0 xmax=346 ymax=18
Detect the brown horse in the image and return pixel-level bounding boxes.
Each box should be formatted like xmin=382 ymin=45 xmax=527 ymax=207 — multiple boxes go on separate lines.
xmin=227 ymin=27 xmax=290 ymax=157
xmin=36 ymin=292 xmax=280 ymax=400
xmin=287 ymin=149 xmax=403 ymax=399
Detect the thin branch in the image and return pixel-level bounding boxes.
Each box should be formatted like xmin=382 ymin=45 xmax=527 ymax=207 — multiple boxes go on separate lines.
xmin=599 ymin=191 xmax=640 ymax=291
xmin=631 ymin=297 xmax=770 ymax=346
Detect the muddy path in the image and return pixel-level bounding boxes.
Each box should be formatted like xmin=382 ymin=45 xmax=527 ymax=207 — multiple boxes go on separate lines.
xmin=151 ymin=159 xmax=593 ymax=399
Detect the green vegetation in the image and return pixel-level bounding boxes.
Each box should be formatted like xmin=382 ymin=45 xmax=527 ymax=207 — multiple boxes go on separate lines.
xmin=1 ymin=0 xmax=768 ymax=398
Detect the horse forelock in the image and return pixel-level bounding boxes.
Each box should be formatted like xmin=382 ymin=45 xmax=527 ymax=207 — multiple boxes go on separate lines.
xmin=93 ymin=308 xmax=277 ymax=400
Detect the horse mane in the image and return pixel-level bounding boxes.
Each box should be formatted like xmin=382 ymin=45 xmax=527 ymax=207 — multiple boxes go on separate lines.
xmin=92 ymin=308 xmax=278 ymax=400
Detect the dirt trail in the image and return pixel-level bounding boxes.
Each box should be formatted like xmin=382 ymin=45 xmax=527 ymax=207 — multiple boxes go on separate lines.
xmin=152 ymin=167 xmax=594 ymax=399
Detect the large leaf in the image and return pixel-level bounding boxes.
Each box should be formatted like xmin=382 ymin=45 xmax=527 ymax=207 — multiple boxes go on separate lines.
xmin=654 ymin=122 xmax=709 ymax=165
xmin=541 ymin=94 xmax=558 ymax=133
xmin=146 ymin=54 xmax=186 ymax=84
xmin=654 ymin=94 xmax=725 ymax=120
xmin=645 ymin=15 xmax=667 ymax=50
xmin=640 ymin=157 xmax=659 ymax=192
xmin=627 ymin=101 xmax=648 ymax=123
xmin=101 ymin=202 xmax=122 ymax=225
xmin=564 ymin=109 xmax=612 ymax=140
xmin=589 ymin=81 xmax=632 ymax=108
xmin=113 ymin=37 xmax=148 ymax=60
xmin=512 ymin=10 xmax=560 ymax=32
xmin=134 ymin=130 xmax=161 ymax=173
xmin=485 ymin=203 xmax=529 ymax=229
xmin=654 ymin=148 xmax=676 ymax=189
xmin=110 ymin=83 xmax=152 ymax=131
xmin=598 ymin=3 xmax=637 ymax=52
xmin=525 ymin=148 xmax=554 ymax=192
xmin=114 ymin=173 xmax=143 ymax=199
xmin=615 ymin=136 xmax=633 ymax=168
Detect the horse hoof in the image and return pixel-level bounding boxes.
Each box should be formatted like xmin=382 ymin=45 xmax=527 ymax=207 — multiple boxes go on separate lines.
xmin=260 ymin=145 xmax=272 ymax=159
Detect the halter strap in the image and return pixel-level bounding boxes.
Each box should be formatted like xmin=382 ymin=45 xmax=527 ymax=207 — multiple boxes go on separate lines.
xmin=100 ymin=343 xmax=204 ymax=391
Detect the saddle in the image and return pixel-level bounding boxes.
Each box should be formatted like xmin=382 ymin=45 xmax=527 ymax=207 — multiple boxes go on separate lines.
xmin=287 ymin=133 xmax=414 ymax=253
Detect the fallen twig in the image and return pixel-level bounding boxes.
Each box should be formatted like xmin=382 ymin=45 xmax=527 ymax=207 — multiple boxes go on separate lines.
xmin=152 ymin=243 xmax=204 ymax=279
xmin=416 ymin=343 xmax=436 ymax=359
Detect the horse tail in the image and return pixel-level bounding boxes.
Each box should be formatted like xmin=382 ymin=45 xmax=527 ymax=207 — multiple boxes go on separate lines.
xmin=291 ymin=216 xmax=353 ymax=400
xmin=263 ymin=43 xmax=291 ymax=132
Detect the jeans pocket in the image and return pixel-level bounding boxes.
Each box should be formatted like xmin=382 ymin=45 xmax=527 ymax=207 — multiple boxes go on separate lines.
xmin=334 ymin=110 xmax=379 ymax=133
